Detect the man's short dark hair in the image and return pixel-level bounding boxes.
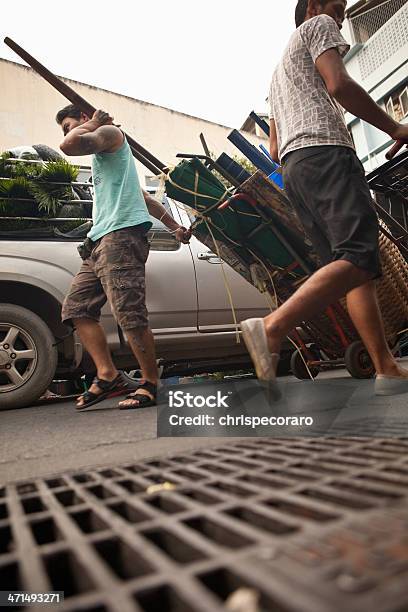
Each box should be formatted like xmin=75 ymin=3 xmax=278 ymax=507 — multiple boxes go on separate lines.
xmin=55 ymin=104 xmax=82 ymax=125
xmin=295 ymin=0 xmax=329 ymax=28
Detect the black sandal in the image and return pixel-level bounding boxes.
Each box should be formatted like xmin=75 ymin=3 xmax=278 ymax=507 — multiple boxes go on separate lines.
xmin=76 ymin=373 xmax=128 ymax=410
xmin=119 ymin=380 xmax=157 ymax=410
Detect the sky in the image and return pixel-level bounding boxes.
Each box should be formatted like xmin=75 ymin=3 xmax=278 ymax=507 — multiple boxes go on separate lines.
xmin=1 ymin=0 xmax=359 ymax=129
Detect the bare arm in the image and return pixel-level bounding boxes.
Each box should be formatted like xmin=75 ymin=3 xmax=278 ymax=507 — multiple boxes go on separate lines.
xmin=269 ymin=119 xmax=279 ymax=164
xmin=143 ymin=190 xmax=191 ymax=243
xmin=315 ymin=49 xmax=408 ymax=142
xmin=60 ymin=111 xmax=123 ymax=156
xmin=143 ymin=190 xmax=179 ymax=231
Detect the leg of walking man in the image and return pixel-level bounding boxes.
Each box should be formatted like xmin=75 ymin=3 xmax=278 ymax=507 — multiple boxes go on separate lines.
xmin=242 ymin=259 xmax=369 ymax=373
xmin=74 ymin=319 xmax=120 ymax=407
xmin=346 ymin=282 xmax=406 ymax=378
xmin=243 ymin=261 xmax=408 ymax=393
xmin=61 ymin=260 xmax=129 ymax=410
xmin=94 ymin=227 xmax=159 ymax=409
xmin=118 ymin=328 xmax=159 ymax=408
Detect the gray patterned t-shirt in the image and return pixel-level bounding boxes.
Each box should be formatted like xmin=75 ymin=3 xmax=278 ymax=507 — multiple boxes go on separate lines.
xmin=269 ymin=14 xmax=353 ymax=161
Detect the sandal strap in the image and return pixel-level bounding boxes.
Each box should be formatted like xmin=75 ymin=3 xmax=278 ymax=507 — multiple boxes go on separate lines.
xmin=81 ymin=390 xmax=98 ymax=403
xmin=119 ymin=393 xmax=156 ymax=409
xmin=93 ymin=373 xmax=123 ymax=392
xmin=136 ymin=380 xmax=157 ymax=398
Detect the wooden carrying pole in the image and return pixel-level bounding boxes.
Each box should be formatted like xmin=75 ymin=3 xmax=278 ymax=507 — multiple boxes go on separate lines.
xmin=4 ymin=37 xmax=166 ymax=176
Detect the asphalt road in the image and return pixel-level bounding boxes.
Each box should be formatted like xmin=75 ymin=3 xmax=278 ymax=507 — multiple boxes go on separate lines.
xmin=0 ymin=394 xmax=245 ymax=484
xmin=1 ymin=359 xmax=407 ymax=486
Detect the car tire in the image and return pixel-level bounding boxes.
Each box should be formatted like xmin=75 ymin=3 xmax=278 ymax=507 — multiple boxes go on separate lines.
xmin=0 ymin=304 xmax=58 ymax=410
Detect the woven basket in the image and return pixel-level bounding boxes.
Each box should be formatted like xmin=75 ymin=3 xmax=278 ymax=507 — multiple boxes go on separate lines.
xmin=376 ymin=228 xmax=408 ymax=341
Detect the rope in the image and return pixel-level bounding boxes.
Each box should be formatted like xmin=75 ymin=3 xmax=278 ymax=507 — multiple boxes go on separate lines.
xmin=166 ymin=173 xmax=230 ymax=203
xmin=203 ymin=216 xmax=240 ymax=344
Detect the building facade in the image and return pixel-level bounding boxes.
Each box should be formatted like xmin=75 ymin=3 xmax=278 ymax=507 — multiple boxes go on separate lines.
xmin=343 ymin=0 xmax=408 ymax=170
xmin=0 ymin=58 xmax=267 ymax=185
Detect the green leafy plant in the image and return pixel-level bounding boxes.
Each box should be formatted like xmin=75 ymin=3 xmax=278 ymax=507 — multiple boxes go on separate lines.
xmin=0 ymin=153 xmax=14 ymax=179
xmin=0 ymin=177 xmax=37 ymax=217
xmin=0 ymin=154 xmax=83 ymax=234
xmin=29 ymin=159 xmax=79 ymax=216
xmin=0 ymin=152 xmax=42 ymax=180
xmin=12 ymin=161 xmax=42 ymax=180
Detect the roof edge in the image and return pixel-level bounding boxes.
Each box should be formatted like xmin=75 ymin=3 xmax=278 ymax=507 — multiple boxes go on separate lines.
xmin=0 ymin=56 xmax=241 ymax=132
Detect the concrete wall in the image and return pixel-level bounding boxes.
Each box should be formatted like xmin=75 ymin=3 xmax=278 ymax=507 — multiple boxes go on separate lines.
xmin=0 ymin=59 xmax=267 ymax=185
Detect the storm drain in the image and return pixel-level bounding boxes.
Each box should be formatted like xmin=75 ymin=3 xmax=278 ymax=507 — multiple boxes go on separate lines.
xmin=1 ymin=438 xmax=408 ymax=611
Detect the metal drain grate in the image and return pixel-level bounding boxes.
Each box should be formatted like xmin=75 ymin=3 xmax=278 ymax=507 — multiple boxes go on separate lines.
xmin=1 ymin=438 xmax=408 ymax=611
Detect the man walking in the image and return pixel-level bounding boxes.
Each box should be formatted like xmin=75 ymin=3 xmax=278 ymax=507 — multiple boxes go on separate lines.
xmin=57 ymin=106 xmax=190 ymax=409
xmin=241 ymin=0 xmax=408 ymax=395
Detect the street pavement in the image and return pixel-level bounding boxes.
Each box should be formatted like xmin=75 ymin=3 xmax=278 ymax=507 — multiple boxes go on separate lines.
xmin=0 ymin=395 xmax=243 ymax=485
xmin=1 ymin=359 xmax=407 ymax=486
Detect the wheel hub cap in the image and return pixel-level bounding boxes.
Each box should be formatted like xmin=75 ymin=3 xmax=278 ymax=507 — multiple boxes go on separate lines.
xmin=0 ymin=348 xmax=10 ymax=367
xmin=0 ymin=324 xmax=38 ymax=392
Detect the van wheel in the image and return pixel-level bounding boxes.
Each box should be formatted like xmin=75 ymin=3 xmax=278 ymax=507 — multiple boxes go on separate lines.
xmin=0 ymin=304 xmax=57 ymax=410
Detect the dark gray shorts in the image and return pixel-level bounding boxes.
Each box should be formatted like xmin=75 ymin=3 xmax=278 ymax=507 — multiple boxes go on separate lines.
xmin=62 ymin=225 xmax=150 ymax=331
xmin=282 ymin=146 xmax=381 ymax=278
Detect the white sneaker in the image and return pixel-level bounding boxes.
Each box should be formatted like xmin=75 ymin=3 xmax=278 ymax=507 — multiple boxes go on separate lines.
xmin=240 ymin=318 xmax=280 ymax=382
xmin=375 ymin=374 xmax=408 ymax=396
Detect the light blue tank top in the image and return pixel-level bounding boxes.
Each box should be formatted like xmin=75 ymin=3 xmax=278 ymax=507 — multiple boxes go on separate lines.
xmin=88 ymin=136 xmax=152 ymax=241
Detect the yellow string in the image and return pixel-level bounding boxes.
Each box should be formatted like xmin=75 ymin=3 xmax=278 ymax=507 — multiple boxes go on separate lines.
xmin=204 ymin=217 xmax=241 ymax=344
xmin=166 ymin=173 xmax=230 ymax=204
xmin=194 ymin=169 xmax=199 ymax=212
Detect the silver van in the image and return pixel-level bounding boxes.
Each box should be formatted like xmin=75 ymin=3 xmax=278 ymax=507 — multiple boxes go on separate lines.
xmin=0 ymin=183 xmax=281 ymax=409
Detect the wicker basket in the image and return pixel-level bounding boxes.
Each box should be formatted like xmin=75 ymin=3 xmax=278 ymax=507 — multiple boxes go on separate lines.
xmin=376 ymin=228 xmax=408 ymax=341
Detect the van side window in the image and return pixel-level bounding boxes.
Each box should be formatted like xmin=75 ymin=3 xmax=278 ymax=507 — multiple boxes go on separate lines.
xmin=148 ymin=195 xmax=180 ymax=252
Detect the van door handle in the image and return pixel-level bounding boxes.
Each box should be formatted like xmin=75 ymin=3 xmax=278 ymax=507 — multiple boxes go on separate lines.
xmin=197 ymin=252 xmax=222 ymax=263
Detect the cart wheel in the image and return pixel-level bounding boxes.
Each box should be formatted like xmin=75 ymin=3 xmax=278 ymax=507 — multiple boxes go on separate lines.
xmin=290 ymin=349 xmax=320 ymax=380
xmin=344 ymin=341 xmax=375 ymax=379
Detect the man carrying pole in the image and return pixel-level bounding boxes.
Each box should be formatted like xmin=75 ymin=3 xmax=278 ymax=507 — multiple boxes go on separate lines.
xmin=241 ymin=0 xmax=408 ymax=395
xmin=57 ymin=105 xmax=190 ymax=409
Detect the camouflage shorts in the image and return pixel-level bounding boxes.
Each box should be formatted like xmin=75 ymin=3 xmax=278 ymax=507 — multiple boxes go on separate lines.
xmin=62 ymin=225 xmax=150 ymax=331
